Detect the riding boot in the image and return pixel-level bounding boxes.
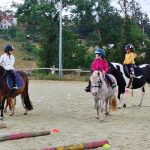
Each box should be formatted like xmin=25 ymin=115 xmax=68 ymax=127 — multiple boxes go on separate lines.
xmin=105 ymin=74 xmax=116 ymax=89
xmin=84 ymin=80 xmax=91 ymax=92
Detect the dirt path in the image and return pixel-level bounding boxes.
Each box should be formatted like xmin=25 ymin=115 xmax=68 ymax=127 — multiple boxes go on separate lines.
xmin=0 ymin=80 xmax=150 ymax=150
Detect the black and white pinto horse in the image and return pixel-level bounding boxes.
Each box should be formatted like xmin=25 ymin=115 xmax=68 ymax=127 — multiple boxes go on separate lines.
xmin=90 ymin=70 xmax=118 ymax=122
xmin=109 ymin=62 xmax=150 ymax=107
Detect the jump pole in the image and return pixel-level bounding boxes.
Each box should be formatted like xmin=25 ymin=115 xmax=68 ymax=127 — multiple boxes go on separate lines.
xmin=42 ymin=140 xmax=109 ymax=150
xmin=0 ymin=130 xmax=51 ymax=142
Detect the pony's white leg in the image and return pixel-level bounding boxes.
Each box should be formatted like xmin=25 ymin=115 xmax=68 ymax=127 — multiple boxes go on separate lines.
xmin=105 ymin=99 xmax=110 ymax=115
xmin=108 ymin=98 xmax=112 ymax=115
xmin=94 ymin=97 xmax=99 ymax=119
xmin=138 ymin=86 xmax=145 ymax=106
xmin=94 ymin=98 xmax=97 ymax=109
xmin=118 ymin=94 xmax=126 ymax=109
xmin=24 ymin=109 xmax=28 ymax=115
xmin=99 ymin=99 xmax=105 ymax=122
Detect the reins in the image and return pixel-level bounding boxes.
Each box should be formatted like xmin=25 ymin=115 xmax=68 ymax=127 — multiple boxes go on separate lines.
xmin=0 ymin=70 xmax=6 ymax=81
xmin=0 ymin=64 xmax=7 ymax=81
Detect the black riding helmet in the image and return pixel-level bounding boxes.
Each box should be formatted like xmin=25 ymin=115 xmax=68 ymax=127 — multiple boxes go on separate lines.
xmin=3 ymin=44 xmax=14 ymax=53
xmin=125 ymin=44 xmax=135 ymax=51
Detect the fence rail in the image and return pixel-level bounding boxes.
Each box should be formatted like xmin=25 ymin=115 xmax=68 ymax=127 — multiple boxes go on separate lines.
xmin=15 ymin=68 xmax=91 ymax=77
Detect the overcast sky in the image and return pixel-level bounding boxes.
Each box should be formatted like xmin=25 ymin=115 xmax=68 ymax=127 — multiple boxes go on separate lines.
xmin=0 ymin=0 xmax=150 ymax=17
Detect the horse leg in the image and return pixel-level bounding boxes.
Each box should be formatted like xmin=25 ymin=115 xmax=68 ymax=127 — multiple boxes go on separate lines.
xmin=4 ymin=98 xmax=13 ymax=113
xmin=21 ymin=87 xmax=33 ymax=115
xmin=107 ymin=99 xmax=112 ymax=116
xmin=9 ymin=98 xmax=16 ymax=116
xmin=0 ymin=97 xmax=6 ymax=120
xmin=4 ymin=99 xmax=8 ymax=113
xmin=138 ymin=86 xmax=145 ymax=106
xmin=118 ymin=94 xmax=126 ymax=109
xmin=94 ymin=98 xmax=99 ymax=119
xmin=105 ymin=99 xmax=109 ymax=115
xmin=94 ymin=98 xmax=97 ymax=109
xmin=99 ymin=99 xmax=105 ymax=122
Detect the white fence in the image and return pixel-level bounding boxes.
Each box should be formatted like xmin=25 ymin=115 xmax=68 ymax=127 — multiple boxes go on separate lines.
xmin=16 ymin=68 xmax=91 ymax=77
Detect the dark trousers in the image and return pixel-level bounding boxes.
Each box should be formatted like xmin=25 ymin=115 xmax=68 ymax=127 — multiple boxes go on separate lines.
xmin=6 ymin=70 xmax=16 ymax=86
xmin=105 ymin=73 xmax=113 ymax=84
xmin=125 ymin=64 xmax=135 ymax=75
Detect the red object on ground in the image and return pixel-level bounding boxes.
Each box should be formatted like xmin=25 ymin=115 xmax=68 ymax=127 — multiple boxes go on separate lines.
xmin=0 ymin=130 xmax=51 ymax=142
xmin=51 ymin=129 xmax=61 ymax=133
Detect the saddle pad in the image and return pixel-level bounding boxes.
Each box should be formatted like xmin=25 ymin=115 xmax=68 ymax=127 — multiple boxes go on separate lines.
xmin=7 ymin=73 xmax=24 ymax=89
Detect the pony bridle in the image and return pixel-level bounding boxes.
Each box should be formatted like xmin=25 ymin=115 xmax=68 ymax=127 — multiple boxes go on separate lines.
xmin=92 ymin=79 xmax=102 ymax=88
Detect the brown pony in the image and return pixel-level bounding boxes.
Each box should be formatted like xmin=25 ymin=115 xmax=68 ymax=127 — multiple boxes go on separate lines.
xmin=0 ymin=66 xmax=33 ymax=120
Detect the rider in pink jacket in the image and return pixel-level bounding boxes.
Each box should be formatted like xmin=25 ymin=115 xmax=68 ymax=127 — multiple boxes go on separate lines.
xmin=92 ymin=57 xmax=109 ymax=73
xmin=85 ymin=48 xmax=116 ymax=92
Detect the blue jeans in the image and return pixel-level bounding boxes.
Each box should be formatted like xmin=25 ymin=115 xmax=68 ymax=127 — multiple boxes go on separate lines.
xmin=6 ymin=70 xmax=16 ymax=86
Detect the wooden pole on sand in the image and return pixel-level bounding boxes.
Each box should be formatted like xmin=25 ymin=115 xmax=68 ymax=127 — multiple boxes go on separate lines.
xmin=0 ymin=130 xmax=51 ymax=142
xmin=42 ymin=140 xmax=109 ymax=150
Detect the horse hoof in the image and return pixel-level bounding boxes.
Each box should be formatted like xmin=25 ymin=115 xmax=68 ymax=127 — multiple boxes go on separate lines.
xmin=4 ymin=110 xmax=7 ymax=113
xmin=9 ymin=114 xmax=14 ymax=116
xmin=123 ymin=104 xmax=126 ymax=108
xmin=96 ymin=116 xmax=99 ymax=119
xmin=0 ymin=117 xmax=4 ymax=121
xmin=105 ymin=112 xmax=109 ymax=116
xmin=99 ymin=120 xmax=104 ymax=123
xmin=24 ymin=113 xmax=28 ymax=115
xmin=118 ymin=106 xmax=122 ymax=109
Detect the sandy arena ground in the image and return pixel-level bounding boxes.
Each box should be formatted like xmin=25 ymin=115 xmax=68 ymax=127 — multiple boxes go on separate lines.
xmin=0 ymin=80 xmax=150 ymax=150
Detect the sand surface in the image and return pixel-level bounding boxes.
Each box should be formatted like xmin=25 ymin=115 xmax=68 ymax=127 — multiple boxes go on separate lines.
xmin=0 ymin=80 xmax=150 ymax=150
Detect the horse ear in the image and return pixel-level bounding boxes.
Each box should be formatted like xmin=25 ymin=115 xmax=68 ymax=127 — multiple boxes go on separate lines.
xmin=90 ymin=76 xmax=93 ymax=82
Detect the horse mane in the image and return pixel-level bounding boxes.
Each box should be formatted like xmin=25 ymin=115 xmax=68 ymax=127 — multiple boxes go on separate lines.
xmin=0 ymin=65 xmax=7 ymax=79
xmin=91 ymin=71 xmax=104 ymax=83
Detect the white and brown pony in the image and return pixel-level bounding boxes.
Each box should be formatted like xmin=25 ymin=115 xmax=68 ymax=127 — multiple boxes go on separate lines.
xmin=90 ymin=70 xmax=118 ymax=122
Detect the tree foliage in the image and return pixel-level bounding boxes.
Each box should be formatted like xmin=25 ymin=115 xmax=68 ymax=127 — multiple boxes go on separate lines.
xmin=14 ymin=0 xmax=150 ymax=68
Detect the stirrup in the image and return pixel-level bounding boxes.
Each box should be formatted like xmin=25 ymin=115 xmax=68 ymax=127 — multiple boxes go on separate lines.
xmin=12 ymin=86 xmax=18 ymax=90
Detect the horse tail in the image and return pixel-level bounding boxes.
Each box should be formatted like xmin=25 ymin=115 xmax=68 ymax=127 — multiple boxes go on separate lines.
xmin=21 ymin=95 xmax=33 ymax=111
xmin=18 ymin=71 xmax=33 ymax=111
xmin=111 ymin=96 xmax=117 ymax=111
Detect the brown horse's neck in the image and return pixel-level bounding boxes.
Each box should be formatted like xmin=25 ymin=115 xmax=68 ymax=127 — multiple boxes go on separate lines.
xmin=0 ymin=66 xmax=7 ymax=80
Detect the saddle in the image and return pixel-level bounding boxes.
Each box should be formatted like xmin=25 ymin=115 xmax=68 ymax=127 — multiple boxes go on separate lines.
xmin=7 ymin=72 xmax=24 ymax=90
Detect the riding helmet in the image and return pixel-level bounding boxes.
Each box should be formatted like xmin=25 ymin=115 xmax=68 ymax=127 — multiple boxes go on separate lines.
xmin=3 ymin=44 xmax=14 ymax=53
xmin=125 ymin=44 xmax=135 ymax=51
xmin=95 ymin=48 xmax=106 ymax=58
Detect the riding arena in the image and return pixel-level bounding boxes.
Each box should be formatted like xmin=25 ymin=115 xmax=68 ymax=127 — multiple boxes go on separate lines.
xmin=0 ymin=79 xmax=150 ymax=150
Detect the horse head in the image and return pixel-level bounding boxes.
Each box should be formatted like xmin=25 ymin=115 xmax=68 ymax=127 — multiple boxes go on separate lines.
xmin=90 ymin=71 xmax=103 ymax=96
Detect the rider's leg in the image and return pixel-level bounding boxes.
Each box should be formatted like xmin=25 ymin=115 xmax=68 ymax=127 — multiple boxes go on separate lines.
xmin=8 ymin=70 xmax=18 ymax=89
xmin=105 ymin=74 xmax=116 ymax=88
xmin=129 ymin=65 xmax=135 ymax=77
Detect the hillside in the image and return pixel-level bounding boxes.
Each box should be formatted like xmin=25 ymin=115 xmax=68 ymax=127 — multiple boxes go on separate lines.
xmin=0 ymin=39 xmax=37 ymax=70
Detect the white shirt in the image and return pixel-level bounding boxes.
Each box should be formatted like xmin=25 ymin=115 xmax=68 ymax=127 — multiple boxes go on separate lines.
xmin=0 ymin=53 xmax=15 ymax=70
